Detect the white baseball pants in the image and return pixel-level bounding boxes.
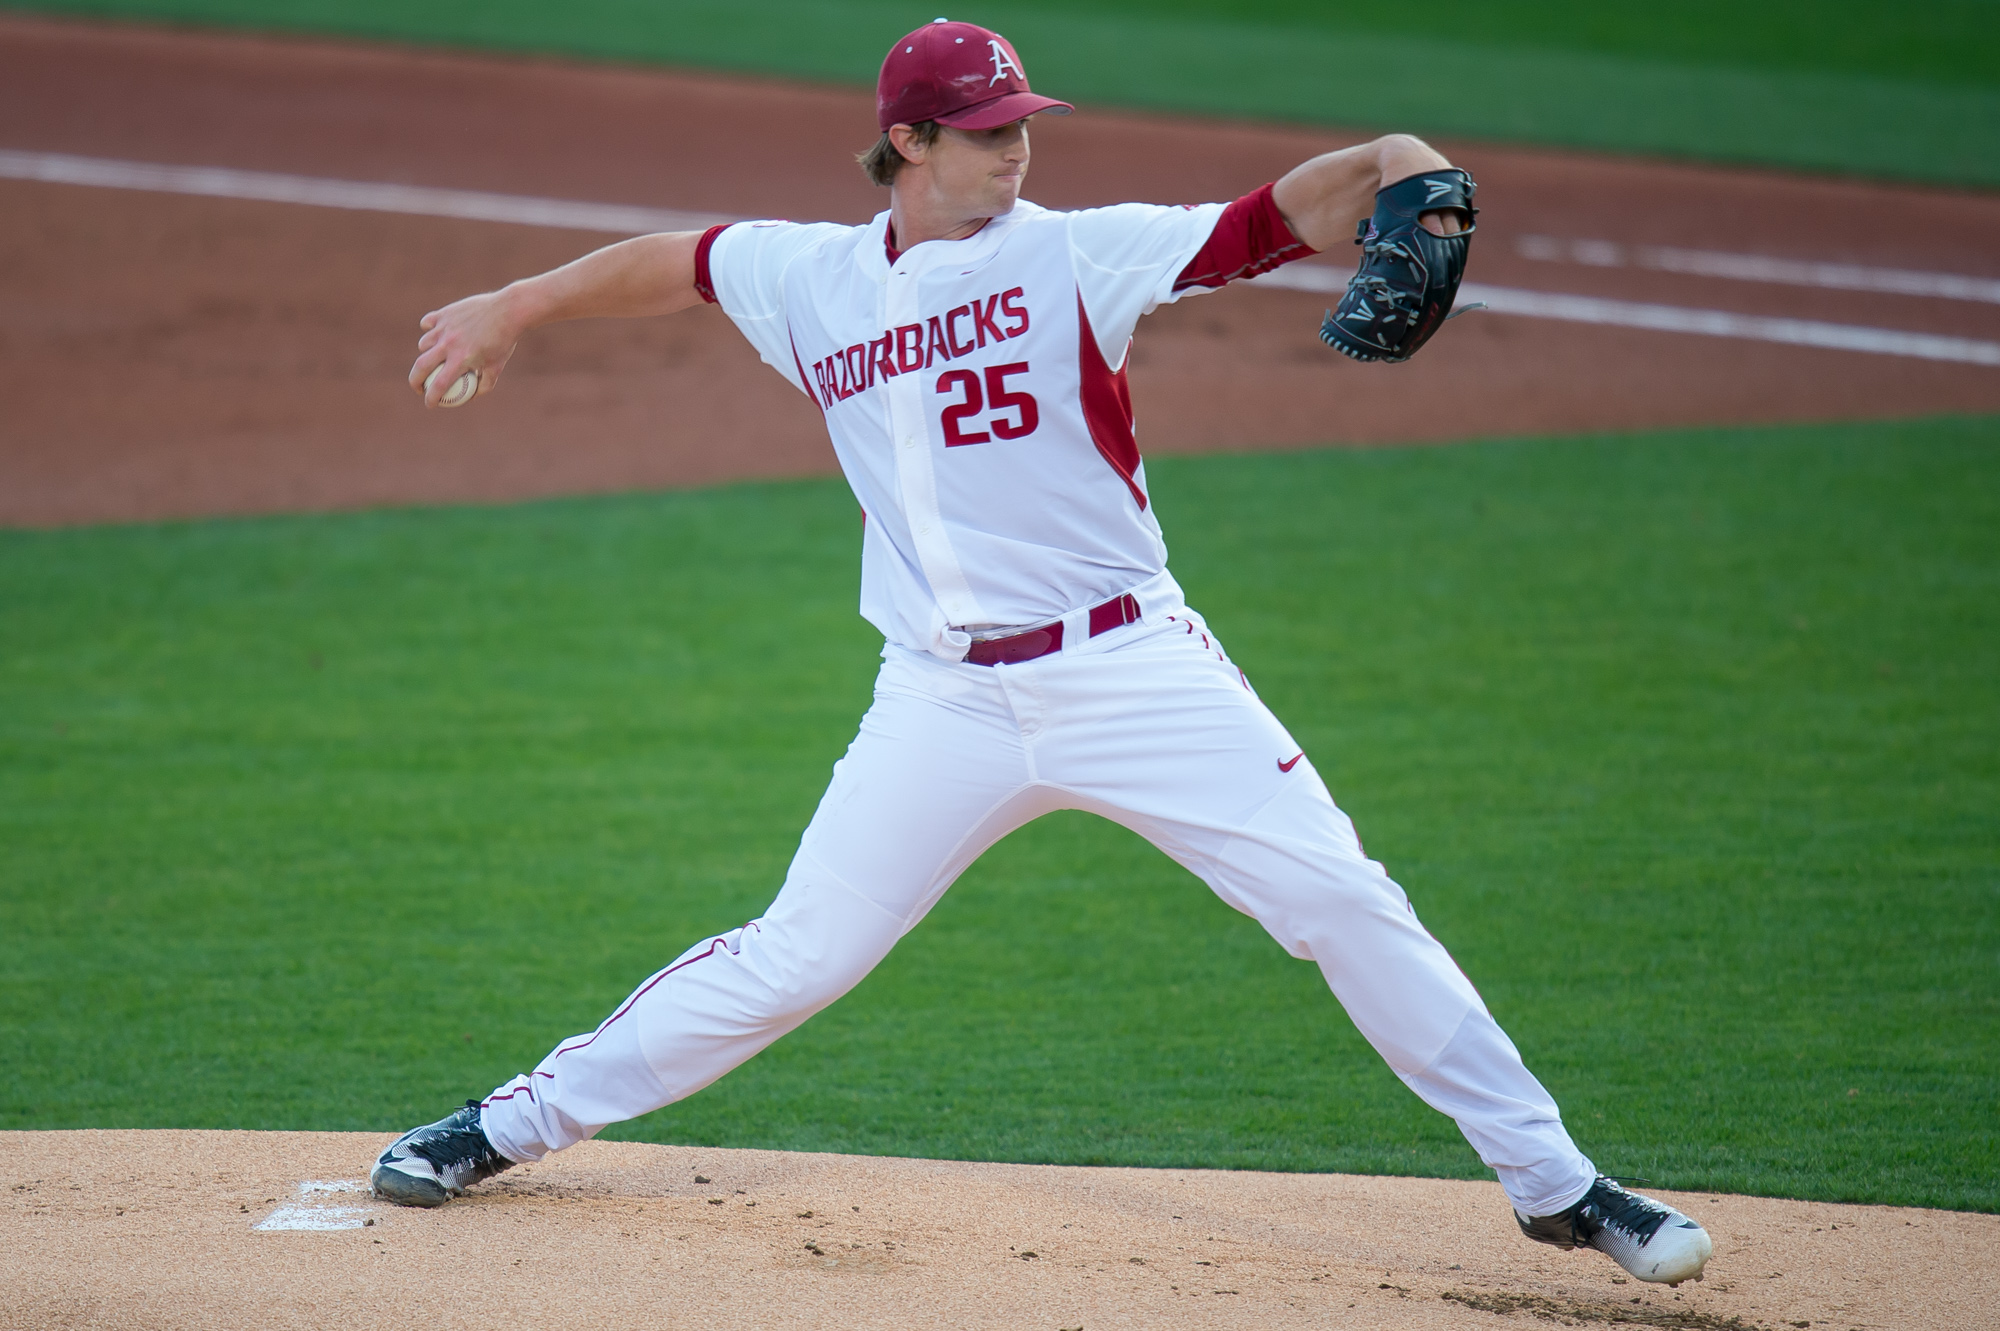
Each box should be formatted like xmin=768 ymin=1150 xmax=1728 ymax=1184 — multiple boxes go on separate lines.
xmin=478 ymin=606 xmax=1597 ymax=1218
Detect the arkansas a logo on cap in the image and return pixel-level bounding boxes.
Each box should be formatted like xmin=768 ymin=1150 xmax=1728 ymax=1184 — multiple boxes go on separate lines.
xmin=986 ymin=38 xmax=1022 ymax=86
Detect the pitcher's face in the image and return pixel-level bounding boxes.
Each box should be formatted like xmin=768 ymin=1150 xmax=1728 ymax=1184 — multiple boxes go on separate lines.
xmin=923 ymin=119 xmax=1031 ymax=218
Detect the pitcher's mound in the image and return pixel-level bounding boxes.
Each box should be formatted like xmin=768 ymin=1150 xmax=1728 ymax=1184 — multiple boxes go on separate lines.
xmin=3 ymin=1130 xmax=1989 ymax=1329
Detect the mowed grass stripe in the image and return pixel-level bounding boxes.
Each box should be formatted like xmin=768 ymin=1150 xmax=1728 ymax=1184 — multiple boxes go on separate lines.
xmin=2 ymin=418 xmax=1995 ymax=1211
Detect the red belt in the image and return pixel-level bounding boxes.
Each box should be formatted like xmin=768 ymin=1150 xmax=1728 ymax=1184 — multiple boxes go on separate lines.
xmin=963 ymin=593 xmax=1141 ymax=667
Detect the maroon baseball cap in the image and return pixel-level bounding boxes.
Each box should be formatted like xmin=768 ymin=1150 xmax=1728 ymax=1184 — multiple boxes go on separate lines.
xmin=877 ymin=19 xmax=1073 ymax=131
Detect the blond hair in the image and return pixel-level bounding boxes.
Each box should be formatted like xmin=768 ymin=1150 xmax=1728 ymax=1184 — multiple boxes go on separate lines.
xmin=857 ymin=120 xmax=941 ymax=187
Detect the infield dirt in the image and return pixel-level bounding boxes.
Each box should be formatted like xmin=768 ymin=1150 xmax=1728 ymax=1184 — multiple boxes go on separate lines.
xmin=6 ymin=1130 xmax=1995 ymax=1330
xmin=4 ymin=14 xmax=1999 ymax=525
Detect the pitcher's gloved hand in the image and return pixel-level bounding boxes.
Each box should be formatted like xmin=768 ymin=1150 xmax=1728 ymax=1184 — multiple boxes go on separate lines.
xmin=1318 ymin=168 xmax=1478 ymax=363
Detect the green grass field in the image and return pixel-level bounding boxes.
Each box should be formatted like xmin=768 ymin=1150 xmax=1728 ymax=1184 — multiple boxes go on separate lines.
xmin=4 ymin=417 xmax=1995 ymax=1212
xmin=10 ymin=0 xmax=1999 ymax=187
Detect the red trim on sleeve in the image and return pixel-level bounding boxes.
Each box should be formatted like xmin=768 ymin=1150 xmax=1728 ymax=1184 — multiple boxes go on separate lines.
xmin=692 ymin=223 xmax=729 ymax=304
xmin=1173 ymin=183 xmax=1315 ymax=292
xmin=1076 ymin=294 xmax=1147 ymax=511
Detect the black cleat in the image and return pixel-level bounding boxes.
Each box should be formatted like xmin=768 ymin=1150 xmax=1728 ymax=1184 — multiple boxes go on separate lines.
xmin=370 ymin=1100 xmax=513 ymax=1208
xmin=1517 ymin=1175 xmax=1713 ymax=1285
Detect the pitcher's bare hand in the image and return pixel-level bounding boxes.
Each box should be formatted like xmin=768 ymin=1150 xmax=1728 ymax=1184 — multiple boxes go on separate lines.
xmin=405 ymin=232 xmax=705 ymax=408
xmin=409 ymin=290 xmax=525 ymax=408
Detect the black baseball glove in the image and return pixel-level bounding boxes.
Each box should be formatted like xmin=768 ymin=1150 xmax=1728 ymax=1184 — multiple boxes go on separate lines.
xmin=1317 ymin=168 xmax=1478 ymax=363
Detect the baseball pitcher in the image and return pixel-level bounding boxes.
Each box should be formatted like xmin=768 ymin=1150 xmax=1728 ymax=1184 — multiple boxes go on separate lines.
xmin=375 ymin=18 xmax=1711 ymax=1286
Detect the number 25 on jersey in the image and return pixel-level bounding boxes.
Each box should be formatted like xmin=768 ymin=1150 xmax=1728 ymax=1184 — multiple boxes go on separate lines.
xmin=937 ymin=362 xmax=1039 ymax=447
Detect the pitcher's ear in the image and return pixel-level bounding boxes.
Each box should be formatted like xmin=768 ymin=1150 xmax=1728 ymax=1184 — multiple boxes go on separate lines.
xmin=889 ymin=124 xmax=925 ymax=164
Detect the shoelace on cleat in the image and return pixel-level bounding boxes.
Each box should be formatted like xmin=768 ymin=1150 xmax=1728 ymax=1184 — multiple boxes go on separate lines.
xmin=403 ymin=1101 xmax=507 ymax=1180
xmin=1575 ymin=1178 xmax=1673 ymax=1247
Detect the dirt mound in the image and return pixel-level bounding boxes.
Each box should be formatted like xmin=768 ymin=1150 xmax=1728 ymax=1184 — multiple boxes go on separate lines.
xmin=4 ymin=1130 xmax=1991 ymax=1329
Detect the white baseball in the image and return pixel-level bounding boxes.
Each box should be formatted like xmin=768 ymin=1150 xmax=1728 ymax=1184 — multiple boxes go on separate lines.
xmin=425 ymin=365 xmax=480 ymax=408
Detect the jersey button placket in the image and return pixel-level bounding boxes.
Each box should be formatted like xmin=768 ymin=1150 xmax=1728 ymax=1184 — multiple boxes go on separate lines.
xmin=884 ymin=256 xmax=980 ymax=633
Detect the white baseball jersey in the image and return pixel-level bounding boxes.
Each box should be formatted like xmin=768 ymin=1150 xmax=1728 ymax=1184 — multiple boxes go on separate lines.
xmin=702 ymin=198 xmax=1240 ymax=659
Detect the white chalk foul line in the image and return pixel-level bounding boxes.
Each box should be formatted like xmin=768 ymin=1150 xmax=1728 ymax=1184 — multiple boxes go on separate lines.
xmin=0 ymin=149 xmax=733 ymax=235
xmin=1250 ymin=264 xmax=2000 ymax=366
xmin=5 ymin=148 xmax=1994 ymax=367
xmin=1466 ymin=284 xmax=2000 ymax=366
xmin=1516 ymin=234 xmax=2000 ymax=305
